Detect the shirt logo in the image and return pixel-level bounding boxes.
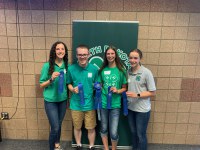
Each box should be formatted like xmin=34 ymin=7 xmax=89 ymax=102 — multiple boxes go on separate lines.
xmin=88 ymin=73 xmax=92 ymax=78
xmin=136 ymin=75 xmax=141 ymax=81
xmin=104 ymin=74 xmax=118 ymax=88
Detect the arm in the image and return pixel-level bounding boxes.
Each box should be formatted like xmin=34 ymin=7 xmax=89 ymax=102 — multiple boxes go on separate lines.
xmin=110 ymin=70 xmax=128 ymax=94
xmin=118 ymin=84 xmax=127 ymax=94
xmin=68 ymin=84 xmax=79 ymax=94
xmin=126 ymin=91 xmax=156 ymax=99
xmin=40 ymin=78 xmax=52 ymax=88
xmin=40 ymin=72 xmax=60 ymax=88
xmin=110 ymin=84 xmax=127 ymax=94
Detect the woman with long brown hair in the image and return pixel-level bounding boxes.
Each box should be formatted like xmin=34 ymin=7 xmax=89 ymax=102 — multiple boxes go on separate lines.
xmin=98 ymin=45 xmax=127 ymax=150
xmin=40 ymin=41 xmax=68 ymax=150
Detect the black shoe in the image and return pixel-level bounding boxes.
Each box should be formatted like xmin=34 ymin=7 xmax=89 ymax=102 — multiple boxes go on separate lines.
xmin=89 ymin=146 xmax=95 ymax=150
xmin=76 ymin=146 xmax=82 ymax=150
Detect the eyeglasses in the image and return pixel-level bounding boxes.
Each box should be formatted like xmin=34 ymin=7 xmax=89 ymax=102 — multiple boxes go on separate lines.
xmin=77 ymin=54 xmax=89 ymax=57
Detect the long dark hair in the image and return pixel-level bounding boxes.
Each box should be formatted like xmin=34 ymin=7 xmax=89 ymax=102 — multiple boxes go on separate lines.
xmin=99 ymin=45 xmax=125 ymax=75
xmin=48 ymin=41 xmax=68 ymax=75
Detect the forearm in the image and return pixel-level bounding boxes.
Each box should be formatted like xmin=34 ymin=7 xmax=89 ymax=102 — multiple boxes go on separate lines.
xmin=117 ymin=87 xmax=126 ymax=94
xmin=139 ymin=91 xmax=156 ymax=98
xmin=40 ymin=72 xmax=59 ymax=89
xmin=68 ymin=84 xmax=74 ymax=92
xmin=117 ymin=84 xmax=127 ymax=94
xmin=40 ymin=78 xmax=52 ymax=88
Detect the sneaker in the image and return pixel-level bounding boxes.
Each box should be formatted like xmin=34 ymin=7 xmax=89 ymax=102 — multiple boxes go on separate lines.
xmin=54 ymin=146 xmax=63 ymax=150
xmin=89 ymin=146 xmax=95 ymax=150
xmin=76 ymin=145 xmax=82 ymax=150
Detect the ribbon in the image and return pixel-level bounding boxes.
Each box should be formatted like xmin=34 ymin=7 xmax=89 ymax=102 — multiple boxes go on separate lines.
xmin=94 ymin=82 xmax=102 ymax=110
xmin=94 ymin=82 xmax=102 ymax=121
xmin=122 ymin=91 xmax=128 ymax=116
xmin=107 ymin=86 xmax=112 ymax=109
xmin=58 ymin=70 xmax=64 ymax=94
xmin=78 ymin=83 xmax=85 ymax=106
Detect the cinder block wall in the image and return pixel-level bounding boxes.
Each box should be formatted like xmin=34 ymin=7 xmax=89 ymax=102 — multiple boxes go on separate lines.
xmin=0 ymin=0 xmax=200 ymax=145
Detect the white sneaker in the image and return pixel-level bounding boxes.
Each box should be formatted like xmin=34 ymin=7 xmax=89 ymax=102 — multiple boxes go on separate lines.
xmin=54 ymin=146 xmax=63 ymax=150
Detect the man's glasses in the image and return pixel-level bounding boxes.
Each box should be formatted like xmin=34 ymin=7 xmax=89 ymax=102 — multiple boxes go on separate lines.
xmin=77 ymin=54 xmax=89 ymax=57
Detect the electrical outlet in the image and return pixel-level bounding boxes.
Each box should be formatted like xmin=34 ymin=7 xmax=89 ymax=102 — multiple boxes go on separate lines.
xmin=1 ymin=112 xmax=9 ymax=120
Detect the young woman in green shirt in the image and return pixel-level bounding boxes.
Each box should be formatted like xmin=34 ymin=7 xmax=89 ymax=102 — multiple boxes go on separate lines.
xmin=98 ymin=46 xmax=127 ymax=150
xmin=40 ymin=41 xmax=68 ymax=150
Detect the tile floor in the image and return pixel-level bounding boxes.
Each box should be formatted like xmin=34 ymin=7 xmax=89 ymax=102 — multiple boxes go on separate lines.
xmin=0 ymin=140 xmax=200 ymax=150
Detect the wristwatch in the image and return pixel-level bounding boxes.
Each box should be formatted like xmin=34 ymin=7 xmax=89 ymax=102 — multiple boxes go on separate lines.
xmin=137 ymin=93 xmax=140 ymax=98
xmin=49 ymin=78 xmax=53 ymax=83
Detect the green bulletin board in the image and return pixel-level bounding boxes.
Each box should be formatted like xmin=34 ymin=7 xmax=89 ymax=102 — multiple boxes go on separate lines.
xmin=72 ymin=20 xmax=139 ymax=149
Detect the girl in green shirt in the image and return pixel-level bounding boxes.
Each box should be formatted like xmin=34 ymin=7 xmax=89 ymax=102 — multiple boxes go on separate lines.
xmin=98 ymin=45 xmax=127 ymax=150
xmin=40 ymin=41 xmax=68 ymax=150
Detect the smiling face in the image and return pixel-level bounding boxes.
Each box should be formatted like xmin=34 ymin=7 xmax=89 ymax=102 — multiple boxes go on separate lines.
xmin=129 ymin=51 xmax=141 ymax=70
xmin=106 ymin=48 xmax=116 ymax=64
xmin=76 ymin=47 xmax=89 ymax=67
xmin=55 ymin=43 xmax=66 ymax=60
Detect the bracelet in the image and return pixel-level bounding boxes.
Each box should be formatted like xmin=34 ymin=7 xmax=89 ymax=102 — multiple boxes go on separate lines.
xmin=49 ymin=78 xmax=53 ymax=83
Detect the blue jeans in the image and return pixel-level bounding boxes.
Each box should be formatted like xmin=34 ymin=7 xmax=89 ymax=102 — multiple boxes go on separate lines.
xmin=100 ymin=108 xmax=120 ymax=141
xmin=128 ymin=110 xmax=150 ymax=150
xmin=44 ymin=100 xmax=67 ymax=150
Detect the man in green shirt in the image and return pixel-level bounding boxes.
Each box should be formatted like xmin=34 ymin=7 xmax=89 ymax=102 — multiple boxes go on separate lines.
xmin=67 ymin=45 xmax=98 ymax=150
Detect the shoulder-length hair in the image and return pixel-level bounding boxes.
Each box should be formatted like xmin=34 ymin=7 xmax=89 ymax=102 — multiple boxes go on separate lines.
xmin=48 ymin=41 xmax=68 ymax=75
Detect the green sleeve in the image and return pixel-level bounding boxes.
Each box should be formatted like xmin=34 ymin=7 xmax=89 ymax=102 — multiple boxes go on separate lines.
xmin=39 ymin=63 xmax=50 ymax=83
xmin=66 ymin=67 xmax=72 ymax=84
xmin=97 ymin=71 xmax=102 ymax=83
xmin=122 ymin=71 xmax=127 ymax=84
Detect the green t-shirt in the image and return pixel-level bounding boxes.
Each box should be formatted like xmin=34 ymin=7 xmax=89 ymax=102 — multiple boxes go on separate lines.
xmin=67 ymin=63 xmax=98 ymax=111
xmin=98 ymin=67 xmax=127 ymax=109
xmin=39 ymin=62 xmax=68 ymax=102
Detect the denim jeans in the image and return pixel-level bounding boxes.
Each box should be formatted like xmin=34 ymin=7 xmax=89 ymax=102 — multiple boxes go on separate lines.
xmin=44 ymin=100 xmax=67 ymax=150
xmin=127 ymin=110 xmax=150 ymax=150
xmin=100 ymin=108 xmax=120 ymax=141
